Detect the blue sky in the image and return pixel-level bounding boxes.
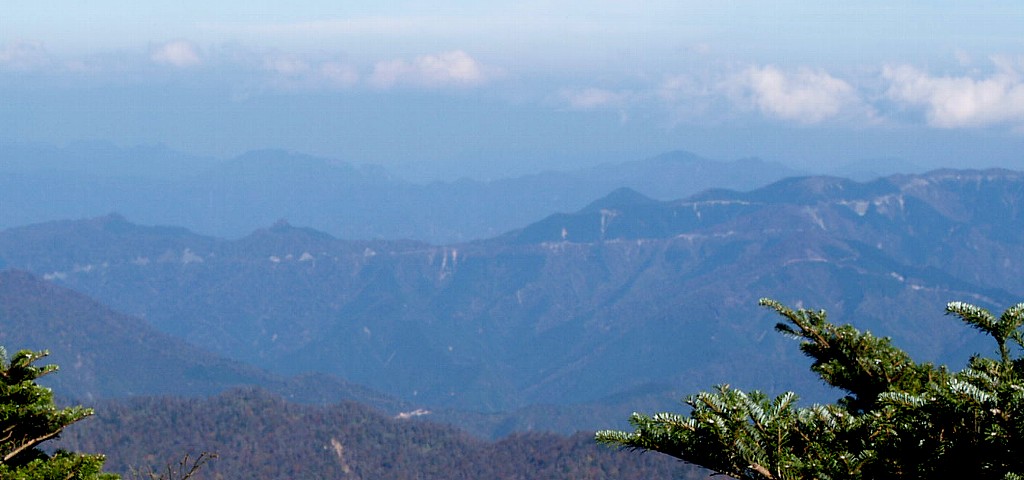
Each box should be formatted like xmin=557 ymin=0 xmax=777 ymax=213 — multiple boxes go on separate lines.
xmin=3 ymin=2 xmax=1024 ymax=179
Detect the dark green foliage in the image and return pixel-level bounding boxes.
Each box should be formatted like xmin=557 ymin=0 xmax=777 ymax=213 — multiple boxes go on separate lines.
xmin=0 ymin=347 xmax=117 ymax=479
xmin=58 ymin=388 xmax=700 ymax=480
xmin=598 ymin=299 xmax=1024 ymax=479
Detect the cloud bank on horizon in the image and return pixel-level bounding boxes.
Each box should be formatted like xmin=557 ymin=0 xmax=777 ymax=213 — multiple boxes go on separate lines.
xmin=2 ymin=1 xmax=1024 ymax=175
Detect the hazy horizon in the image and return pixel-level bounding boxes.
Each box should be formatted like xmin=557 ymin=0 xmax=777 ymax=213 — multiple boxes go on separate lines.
xmin=4 ymin=2 xmax=1024 ymax=180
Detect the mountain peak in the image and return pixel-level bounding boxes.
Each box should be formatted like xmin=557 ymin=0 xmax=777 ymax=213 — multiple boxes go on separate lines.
xmin=582 ymin=187 xmax=657 ymax=212
xmin=241 ymin=220 xmax=338 ymax=246
xmin=89 ymin=212 xmax=134 ymax=232
xmin=644 ymin=150 xmax=705 ymax=165
xmin=270 ymin=218 xmax=292 ymax=230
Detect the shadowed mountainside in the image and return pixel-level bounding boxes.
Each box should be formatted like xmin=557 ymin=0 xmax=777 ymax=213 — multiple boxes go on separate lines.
xmin=0 ymin=269 xmax=398 ymax=407
xmin=0 ymin=269 xmax=679 ymax=438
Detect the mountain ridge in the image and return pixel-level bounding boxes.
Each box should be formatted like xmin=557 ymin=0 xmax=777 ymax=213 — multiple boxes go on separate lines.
xmin=0 ymin=145 xmax=801 ymax=242
xmin=3 ymin=168 xmax=1022 ymax=428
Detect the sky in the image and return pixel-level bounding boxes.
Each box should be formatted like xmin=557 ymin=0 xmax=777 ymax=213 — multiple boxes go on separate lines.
xmin=2 ymin=1 xmax=1024 ymax=179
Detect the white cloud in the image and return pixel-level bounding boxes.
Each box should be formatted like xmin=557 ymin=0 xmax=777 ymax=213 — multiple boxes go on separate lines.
xmin=727 ymin=65 xmax=858 ymax=124
xmin=883 ymin=61 xmax=1024 ymax=128
xmin=319 ymin=62 xmax=359 ymax=88
xmin=0 ymin=41 xmax=50 ymax=70
xmin=150 ymin=40 xmax=202 ymax=68
xmin=256 ymin=54 xmax=359 ymax=90
xmin=369 ymin=50 xmax=492 ymax=89
xmin=561 ymin=66 xmax=866 ymax=127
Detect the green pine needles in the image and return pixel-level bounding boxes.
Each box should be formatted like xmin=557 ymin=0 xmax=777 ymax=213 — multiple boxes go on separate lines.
xmin=1 ymin=347 xmax=117 ymax=480
xmin=597 ymin=298 xmax=1024 ymax=480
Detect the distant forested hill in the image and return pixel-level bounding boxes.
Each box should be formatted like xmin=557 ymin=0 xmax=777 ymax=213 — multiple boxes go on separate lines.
xmin=57 ymin=388 xmax=700 ymax=480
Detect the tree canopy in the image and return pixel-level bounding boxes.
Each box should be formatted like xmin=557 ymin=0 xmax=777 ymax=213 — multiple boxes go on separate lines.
xmin=0 ymin=347 xmax=117 ymax=479
xmin=597 ymin=298 xmax=1024 ymax=480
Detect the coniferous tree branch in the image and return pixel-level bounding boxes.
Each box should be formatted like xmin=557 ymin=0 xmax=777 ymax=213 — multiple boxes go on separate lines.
xmin=4 ymin=428 xmax=67 ymax=463
xmin=599 ymin=298 xmax=1024 ymax=479
xmin=0 ymin=347 xmax=117 ymax=479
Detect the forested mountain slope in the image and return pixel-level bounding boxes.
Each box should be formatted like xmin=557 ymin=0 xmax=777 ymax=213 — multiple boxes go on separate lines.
xmin=2 ymin=169 xmax=1022 ymax=424
xmin=0 ymin=269 xmax=398 ymax=408
xmin=56 ymin=388 xmax=698 ymax=480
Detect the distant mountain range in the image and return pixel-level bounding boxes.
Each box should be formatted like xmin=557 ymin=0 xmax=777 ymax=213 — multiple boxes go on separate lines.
xmin=0 ymin=143 xmax=800 ymax=243
xmin=3 ymin=169 xmax=1023 ymax=432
